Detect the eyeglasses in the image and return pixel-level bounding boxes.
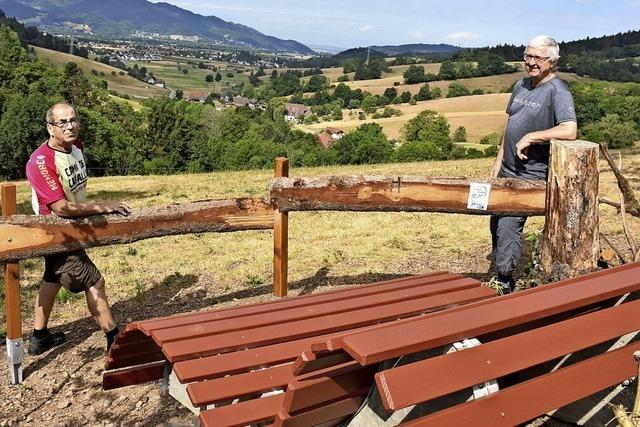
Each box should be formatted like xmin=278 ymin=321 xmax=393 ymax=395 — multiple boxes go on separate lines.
xmin=48 ymin=119 xmax=79 ymax=129
xmin=523 ymin=54 xmax=550 ymax=64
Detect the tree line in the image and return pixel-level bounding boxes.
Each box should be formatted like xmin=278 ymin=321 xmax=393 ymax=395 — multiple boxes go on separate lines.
xmin=0 ymin=9 xmax=89 ymax=58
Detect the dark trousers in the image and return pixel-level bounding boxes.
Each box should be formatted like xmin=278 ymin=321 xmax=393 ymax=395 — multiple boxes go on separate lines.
xmin=490 ymin=215 xmax=527 ymax=278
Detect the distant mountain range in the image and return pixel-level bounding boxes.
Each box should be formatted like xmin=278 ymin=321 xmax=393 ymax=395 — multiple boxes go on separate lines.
xmin=0 ymin=0 xmax=315 ymax=54
xmin=371 ymin=43 xmax=461 ymax=56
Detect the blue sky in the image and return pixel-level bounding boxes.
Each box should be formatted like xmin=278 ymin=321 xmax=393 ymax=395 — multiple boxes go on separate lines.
xmin=150 ymin=0 xmax=640 ymax=49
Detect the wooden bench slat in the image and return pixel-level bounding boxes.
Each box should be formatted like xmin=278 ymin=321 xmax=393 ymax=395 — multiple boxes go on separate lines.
xmin=102 ymin=361 xmax=165 ymax=390
xmin=152 ymin=277 xmax=480 ymax=344
xmin=284 ymin=365 xmax=376 ymax=414
xmin=377 ymin=297 xmax=640 ymax=410
xmin=173 ymin=332 xmax=336 ymax=383
xmin=342 ymin=263 xmax=640 ymax=365
xmin=199 ymin=393 xmax=284 ymax=427
xmin=399 ymin=340 xmax=640 ymax=427
xmin=187 ymin=363 xmax=293 ymax=406
xmin=276 ymin=395 xmax=367 ymax=427
xmin=292 ymin=350 xmax=355 ymax=376
xmin=139 ymin=272 xmax=453 ymax=333
xmin=163 ymin=287 xmax=496 ymax=362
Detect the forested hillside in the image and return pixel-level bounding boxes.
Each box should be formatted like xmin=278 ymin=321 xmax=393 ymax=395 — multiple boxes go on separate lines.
xmin=455 ymin=30 xmax=640 ymax=83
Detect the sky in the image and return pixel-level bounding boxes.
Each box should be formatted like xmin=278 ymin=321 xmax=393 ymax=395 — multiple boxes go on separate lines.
xmin=148 ymin=0 xmax=640 ymax=50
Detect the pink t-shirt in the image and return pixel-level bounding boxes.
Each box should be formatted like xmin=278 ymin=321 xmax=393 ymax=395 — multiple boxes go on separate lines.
xmin=26 ymin=140 xmax=88 ymax=215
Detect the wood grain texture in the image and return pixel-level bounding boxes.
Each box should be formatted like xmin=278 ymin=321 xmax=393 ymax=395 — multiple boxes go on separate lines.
xmin=539 ymin=140 xmax=600 ymax=281
xmin=270 ymin=175 xmax=546 ymax=215
xmin=0 ymin=198 xmax=274 ymax=262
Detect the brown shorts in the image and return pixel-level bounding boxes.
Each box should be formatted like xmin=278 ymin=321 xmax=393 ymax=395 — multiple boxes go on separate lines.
xmin=43 ymin=250 xmax=102 ymax=293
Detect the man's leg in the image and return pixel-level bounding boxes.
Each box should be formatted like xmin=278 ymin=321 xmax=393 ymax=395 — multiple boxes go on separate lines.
xmin=85 ymin=276 xmax=116 ymax=333
xmin=34 ymin=282 xmax=61 ymax=330
xmin=30 ymin=282 xmax=66 ymax=356
xmin=491 ymin=215 xmax=527 ymax=293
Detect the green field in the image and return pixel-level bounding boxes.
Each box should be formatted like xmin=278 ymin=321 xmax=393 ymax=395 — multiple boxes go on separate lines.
xmin=129 ymin=59 xmax=251 ymax=94
xmin=32 ymin=46 xmax=169 ymax=100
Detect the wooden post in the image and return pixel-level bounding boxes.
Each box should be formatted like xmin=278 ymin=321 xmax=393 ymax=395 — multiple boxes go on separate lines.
xmin=2 ymin=183 xmax=23 ymax=384
xmin=273 ymin=158 xmax=289 ymax=297
xmin=538 ymin=140 xmax=600 ymax=282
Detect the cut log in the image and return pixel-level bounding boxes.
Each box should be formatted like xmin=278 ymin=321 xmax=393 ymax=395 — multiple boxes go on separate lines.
xmin=0 ymin=198 xmax=274 ymax=262
xmin=270 ymin=176 xmax=546 ymax=215
xmin=538 ymin=140 xmax=600 ymax=281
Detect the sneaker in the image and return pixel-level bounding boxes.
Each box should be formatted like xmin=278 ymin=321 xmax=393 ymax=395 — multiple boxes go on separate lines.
xmin=28 ymin=330 xmax=66 ymax=356
xmin=486 ymin=276 xmax=512 ymax=296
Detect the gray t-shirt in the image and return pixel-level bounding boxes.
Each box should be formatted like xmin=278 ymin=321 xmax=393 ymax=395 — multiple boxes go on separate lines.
xmin=500 ymin=77 xmax=577 ymax=179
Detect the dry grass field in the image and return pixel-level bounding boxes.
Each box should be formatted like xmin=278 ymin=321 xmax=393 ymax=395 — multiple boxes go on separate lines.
xmin=2 ymin=151 xmax=638 ymax=330
xmin=344 ymin=70 xmax=581 ymax=96
xmin=32 ymin=46 xmax=169 ymax=100
xmin=299 ymin=92 xmax=510 ymax=141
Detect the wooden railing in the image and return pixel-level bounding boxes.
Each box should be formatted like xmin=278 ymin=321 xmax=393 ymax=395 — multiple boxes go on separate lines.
xmin=0 ymin=140 xmax=600 ymax=384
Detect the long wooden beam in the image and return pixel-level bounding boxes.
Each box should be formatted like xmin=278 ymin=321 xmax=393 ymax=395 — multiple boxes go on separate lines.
xmin=0 ymin=198 xmax=274 ymax=262
xmin=270 ymin=176 xmax=546 ymax=215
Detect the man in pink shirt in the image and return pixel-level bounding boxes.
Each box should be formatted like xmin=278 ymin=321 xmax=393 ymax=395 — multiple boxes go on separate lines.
xmin=26 ymin=103 xmax=132 ymax=355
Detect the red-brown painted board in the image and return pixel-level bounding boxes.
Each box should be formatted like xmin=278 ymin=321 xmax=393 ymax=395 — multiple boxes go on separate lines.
xmin=399 ymin=340 xmax=640 ymax=427
xmin=138 ymin=272 xmax=456 ymax=334
xmin=199 ymin=393 xmax=284 ymax=427
xmin=109 ymin=325 xmax=151 ymax=346
xmin=105 ymin=348 xmax=166 ymax=370
xmin=276 ymin=395 xmax=367 ymax=427
xmin=102 ymin=361 xmax=165 ymax=390
xmin=343 ymin=263 xmax=640 ymax=365
xmin=151 ymin=277 xmax=480 ymax=344
xmin=284 ymin=365 xmax=376 ymax=414
xmin=162 ymin=287 xmax=496 ymax=362
xmin=187 ymin=363 xmax=293 ymax=406
xmin=292 ymin=350 xmax=355 ymax=376
xmin=377 ymin=298 xmax=640 ymax=411
xmin=295 ymin=360 xmax=362 ymax=382
xmin=310 ymin=267 xmax=638 ymax=356
xmin=173 ymin=331 xmax=355 ymax=383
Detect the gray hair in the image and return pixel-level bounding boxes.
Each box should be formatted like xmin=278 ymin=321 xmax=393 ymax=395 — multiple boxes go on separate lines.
xmin=46 ymin=103 xmax=77 ymax=124
xmin=526 ymin=35 xmax=560 ymax=63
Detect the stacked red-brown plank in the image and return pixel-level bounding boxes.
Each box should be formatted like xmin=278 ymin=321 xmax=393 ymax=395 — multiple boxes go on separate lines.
xmin=105 ymin=263 xmax=640 ymax=427
xmin=289 ymin=262 xmax=640 ymax=427
xmin=103 ymin=271 xmax=495 ymax=426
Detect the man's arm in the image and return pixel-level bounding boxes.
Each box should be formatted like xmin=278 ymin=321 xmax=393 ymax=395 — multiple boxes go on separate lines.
xmin=515 ymin=121 xmax=577 ymax=160
xmin=490 ymin=133 xmax=506 ymax=179
xmin=50 ymin=199 xmax=132 ymax=218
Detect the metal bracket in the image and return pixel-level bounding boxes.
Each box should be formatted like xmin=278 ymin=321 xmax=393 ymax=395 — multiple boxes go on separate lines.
xmin=391 ymin=177 xmax=401 ymax=192
xmin=6 ymin=337 xmax=24 ymax=384
xmin=447 ymin=338 xmax=499 ymax=399
xmin=161 ymin=360 xmax=171 ymax=391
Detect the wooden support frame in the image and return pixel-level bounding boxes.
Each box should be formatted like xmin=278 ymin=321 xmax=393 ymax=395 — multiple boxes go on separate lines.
xmin=273 ymin=157 xmax=289 ymax=297
xmin=2 ymin=183 xmax=23 ymax=385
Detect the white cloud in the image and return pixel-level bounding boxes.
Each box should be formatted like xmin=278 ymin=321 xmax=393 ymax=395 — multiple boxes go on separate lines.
xmin=359 ymin=25 xmax=373 ymax=32
xmin=411 ymin=30 xmax=424 ymax=40
xmin=444 ymin=31 xmax=481 ymax=43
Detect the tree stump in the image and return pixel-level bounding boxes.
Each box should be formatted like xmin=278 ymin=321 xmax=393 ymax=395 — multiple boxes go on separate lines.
xmin=538 ymin=140 xmax=600 ymax=282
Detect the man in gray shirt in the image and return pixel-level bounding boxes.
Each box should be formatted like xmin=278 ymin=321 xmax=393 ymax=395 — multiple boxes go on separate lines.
xmin=489 ymin=35 xmax=577 ymax=294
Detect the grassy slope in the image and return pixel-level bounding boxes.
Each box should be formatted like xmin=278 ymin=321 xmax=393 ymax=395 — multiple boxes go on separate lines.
xmin=298 ymin=92 xmax=511 ymax=141
xmin=3 ymin=153 xmax=637 ymax=327
xmin=133 ymin=59 xmax=250 ymax=94
xmin=32 ymin=46 xmax=169 ymax=99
